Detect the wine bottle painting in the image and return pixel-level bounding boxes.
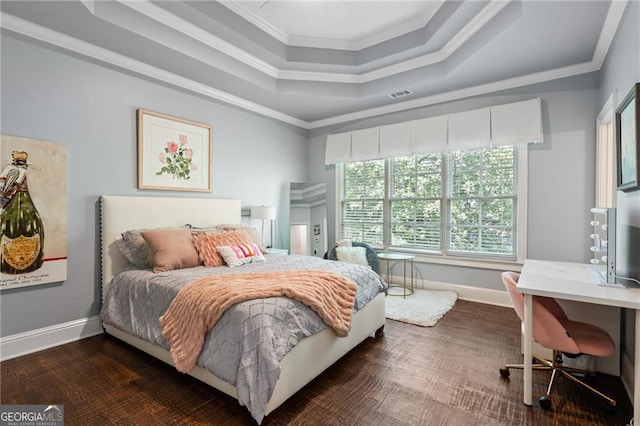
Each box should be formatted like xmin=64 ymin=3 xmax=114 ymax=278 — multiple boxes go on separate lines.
xmin=0 ymin=136 xmax=67 ymax=290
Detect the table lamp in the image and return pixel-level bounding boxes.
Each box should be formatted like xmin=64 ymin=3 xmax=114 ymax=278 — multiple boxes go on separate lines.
xmin=250 ymin=206 xmax=276 ymax=248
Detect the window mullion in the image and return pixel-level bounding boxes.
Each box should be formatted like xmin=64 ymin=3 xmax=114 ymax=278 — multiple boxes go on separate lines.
xmin=383 ymin=158 xmax=390 ymax=251
xmin=442 ymin=152 xmax=450 ymax=257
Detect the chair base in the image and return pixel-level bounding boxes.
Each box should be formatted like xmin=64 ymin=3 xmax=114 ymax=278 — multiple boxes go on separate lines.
xmin=500 ymin=350 xmax=616 ymax=410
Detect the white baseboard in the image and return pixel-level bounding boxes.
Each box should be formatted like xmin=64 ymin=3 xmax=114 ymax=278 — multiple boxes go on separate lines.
xmin=0 ymin=316 xmax=103 ymax=361
xmin=386 ymin=274 xmax=512 ymax=307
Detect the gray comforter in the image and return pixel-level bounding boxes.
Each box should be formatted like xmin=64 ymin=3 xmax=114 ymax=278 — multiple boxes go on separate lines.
xmin=100 ymin=254 xmax=387 ymax=424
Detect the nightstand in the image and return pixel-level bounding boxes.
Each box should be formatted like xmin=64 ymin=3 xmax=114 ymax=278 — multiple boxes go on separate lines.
xmin=267 ymin=248 xmax=288 ymax=255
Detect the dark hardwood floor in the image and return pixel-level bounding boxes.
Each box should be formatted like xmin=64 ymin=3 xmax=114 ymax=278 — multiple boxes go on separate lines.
xmin=1 ymin=300 xmax=633 ymax=425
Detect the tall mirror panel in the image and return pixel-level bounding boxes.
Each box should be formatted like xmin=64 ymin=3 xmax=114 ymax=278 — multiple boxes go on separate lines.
xmin=289 ymin=182 xmax=327 ymax=257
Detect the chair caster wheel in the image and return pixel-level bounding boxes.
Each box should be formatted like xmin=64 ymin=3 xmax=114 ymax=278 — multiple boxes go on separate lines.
xmin=539 ymin=395 xmax=552 ymax=410
xmin=499 ymin=368 xmax=510 ymax=378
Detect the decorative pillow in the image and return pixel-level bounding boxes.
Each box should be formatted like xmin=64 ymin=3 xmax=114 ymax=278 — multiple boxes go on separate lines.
xmin=336 ymin=246 xmax=370 ymax=268
xmin=115 ymin=226 xmax=186 ymax=268
xmin=184 ymin=224 xmax=222 ymax=233
xmin=217 ymin=243 xmax=265 ymax=268
xmin=140 ymin=229 xmax=200 ymax=273
xmin=335 ymin=239 xmax=352 ymax=248
xmin=193 ymin=231 xmax=253 ymax=267
xmin=216 ymin=225 xmax=268 ymax=254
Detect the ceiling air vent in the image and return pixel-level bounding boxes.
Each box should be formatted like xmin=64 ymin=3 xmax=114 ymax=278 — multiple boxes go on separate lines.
xmin=388 ymin=89 xmax=412 ymax=99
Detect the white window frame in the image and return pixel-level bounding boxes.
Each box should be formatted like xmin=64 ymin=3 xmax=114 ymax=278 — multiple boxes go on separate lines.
xmin=595 ymin=92 xmax=617 ymax=208
xmin=335 ymin=147 xmax=528 ymax=269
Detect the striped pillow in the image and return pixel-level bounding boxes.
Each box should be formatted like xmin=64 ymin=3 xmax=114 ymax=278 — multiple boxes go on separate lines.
xmin=217 ymin=243 xmax=265 ymax=268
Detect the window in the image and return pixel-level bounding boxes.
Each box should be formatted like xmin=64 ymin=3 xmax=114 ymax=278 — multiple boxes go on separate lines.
xmin=339 ymin=146 xmax=525 ymax=262
xmin=341 ymin=160 xmax=384 ymax=245
xmin=389 ymin=154 xmax=442 ymax=251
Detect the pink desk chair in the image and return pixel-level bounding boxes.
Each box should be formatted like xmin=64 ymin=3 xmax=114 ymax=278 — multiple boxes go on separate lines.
xmin=499 ymin=271 xmax=616 ymax=412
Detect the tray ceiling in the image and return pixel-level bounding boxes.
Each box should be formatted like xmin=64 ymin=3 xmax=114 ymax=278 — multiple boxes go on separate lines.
xmin=0 ymin=0 xmax=628 ymax=129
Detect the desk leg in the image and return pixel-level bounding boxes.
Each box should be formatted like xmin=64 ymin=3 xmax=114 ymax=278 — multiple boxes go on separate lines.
xmin=634 ymin=309 xmax=639 ymax=423
xmin=523 ymin=294 xmax=533 ymax=406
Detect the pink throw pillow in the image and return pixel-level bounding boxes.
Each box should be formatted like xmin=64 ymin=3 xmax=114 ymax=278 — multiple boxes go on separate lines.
xmin=192 ymin=231 xmax=253 ymax=267
xmin=140 ymin=229 xmax=200 ymax=273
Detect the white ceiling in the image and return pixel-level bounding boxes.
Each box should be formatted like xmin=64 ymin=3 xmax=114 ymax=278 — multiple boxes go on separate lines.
xmin=0 ymin=1 xmax=628 ymax=129
xmin=223 ymin=1 xmax=446 ymax=50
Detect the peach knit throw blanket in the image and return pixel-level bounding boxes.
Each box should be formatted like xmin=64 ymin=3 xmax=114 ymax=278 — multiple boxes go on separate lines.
xmin=159 ymin=270 xmax=358 ymax=373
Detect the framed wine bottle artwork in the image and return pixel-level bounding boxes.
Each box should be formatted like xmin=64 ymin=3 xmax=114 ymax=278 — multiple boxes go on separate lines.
xmin=0 ymin=135 xmax=67 ymax=290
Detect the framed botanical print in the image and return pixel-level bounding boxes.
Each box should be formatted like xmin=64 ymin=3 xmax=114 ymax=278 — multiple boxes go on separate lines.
xmin=137 ymin=109 xmax=212 ymax=192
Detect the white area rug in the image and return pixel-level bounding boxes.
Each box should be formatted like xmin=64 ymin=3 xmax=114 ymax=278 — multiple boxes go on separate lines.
xmin=385 ymin=289 xmax=458 ymax=327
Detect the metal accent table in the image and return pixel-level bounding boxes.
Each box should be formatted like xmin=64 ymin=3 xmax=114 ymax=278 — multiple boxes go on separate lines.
xmin=378 ymin=252 xmax=415 ymax=298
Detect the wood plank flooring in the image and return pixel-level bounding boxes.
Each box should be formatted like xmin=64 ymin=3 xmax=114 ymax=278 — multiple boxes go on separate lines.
xmin=1 ymin=300 xmax=633 ymax=425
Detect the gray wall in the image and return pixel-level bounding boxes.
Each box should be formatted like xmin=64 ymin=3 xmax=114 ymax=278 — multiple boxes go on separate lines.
xmin=307 ymin=74 xmax=600 ymax=291
xmin=1 ymin=2 xmax=637 ymax=371
xmin=598 ymin=0 xmax=640 ymax=376
xmin=0 ymin=34 xmax=308 ymax=337
xmin=307 ymin=0 xmax=639 ymax=383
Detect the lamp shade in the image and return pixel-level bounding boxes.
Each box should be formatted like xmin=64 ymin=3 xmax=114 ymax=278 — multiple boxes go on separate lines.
xmin=251 ymin=206 xmax=276 ymax=220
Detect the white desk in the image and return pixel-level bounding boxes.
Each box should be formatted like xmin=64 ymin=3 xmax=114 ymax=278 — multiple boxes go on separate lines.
xmin=517 ymin=259 xmax=640 ymax=421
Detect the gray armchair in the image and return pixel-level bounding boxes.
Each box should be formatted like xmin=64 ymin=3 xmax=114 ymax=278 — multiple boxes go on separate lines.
xmin=325 ymin=241 xmax=379 ymax=272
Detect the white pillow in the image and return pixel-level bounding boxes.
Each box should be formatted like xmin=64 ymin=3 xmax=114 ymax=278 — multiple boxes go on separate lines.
xmin=336 ymin=246 xmax=369 ymax=268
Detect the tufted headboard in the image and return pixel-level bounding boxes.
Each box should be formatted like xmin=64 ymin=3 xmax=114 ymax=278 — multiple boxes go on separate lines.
xmin=100 ymin=195 xmax=242 ymax=297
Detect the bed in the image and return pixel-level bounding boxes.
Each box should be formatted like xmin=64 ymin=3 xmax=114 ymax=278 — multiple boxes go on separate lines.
xmin=99 ymin=195 xmax=387 ymax=424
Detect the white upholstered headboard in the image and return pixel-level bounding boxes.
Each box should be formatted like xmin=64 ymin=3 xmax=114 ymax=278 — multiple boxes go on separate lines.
xmin=100 ymin=195 xmax=242 ymax=296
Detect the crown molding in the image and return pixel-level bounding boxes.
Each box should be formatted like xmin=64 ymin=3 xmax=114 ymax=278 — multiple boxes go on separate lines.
xmin=117 ymin=0 xmax=279 ymax=78
xmin=291 ymin=183 xmax=327 ymax=202
xmin=104 ymin=0 xmax=615 ymax=89
xmin=1 ymin=0 xmax=626 ymax=131
xmin=307 ymin=61 xmax=599 ymax=129
xmin=591 ymin=0 xmax=628 ymax=69
xmin=306 ymin=0 xmax=628 ymax=128
xmin=279 ymin=1 xmax=445 ymax=51
xmin=98 ymin=0 xmax=512 ymax=85
xmin=280 ymin=0 xmax=510 ymax=84
xmin=221 ymin=0 xmax=445 ymax=52
xmin=219 ymin=0 xmax=290 ymax=45
xmin=0 ymin=13 xmax=307 ymax=129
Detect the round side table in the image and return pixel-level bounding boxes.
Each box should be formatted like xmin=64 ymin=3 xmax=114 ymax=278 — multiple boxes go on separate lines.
xmin=377 ymin=252 xmax=415 ymax=298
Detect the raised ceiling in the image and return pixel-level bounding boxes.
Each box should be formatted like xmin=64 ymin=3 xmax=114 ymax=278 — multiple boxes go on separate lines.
xmin=0 ymin=1 xmax=628 ymax=129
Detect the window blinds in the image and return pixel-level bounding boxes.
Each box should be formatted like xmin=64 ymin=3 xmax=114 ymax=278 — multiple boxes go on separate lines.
xmin=325 ymin=98 xmax=543 ymax=164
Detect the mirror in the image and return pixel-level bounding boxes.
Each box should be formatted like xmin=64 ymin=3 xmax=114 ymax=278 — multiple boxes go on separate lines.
xmin=289 ymin=182 xmax=327 ymax=257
